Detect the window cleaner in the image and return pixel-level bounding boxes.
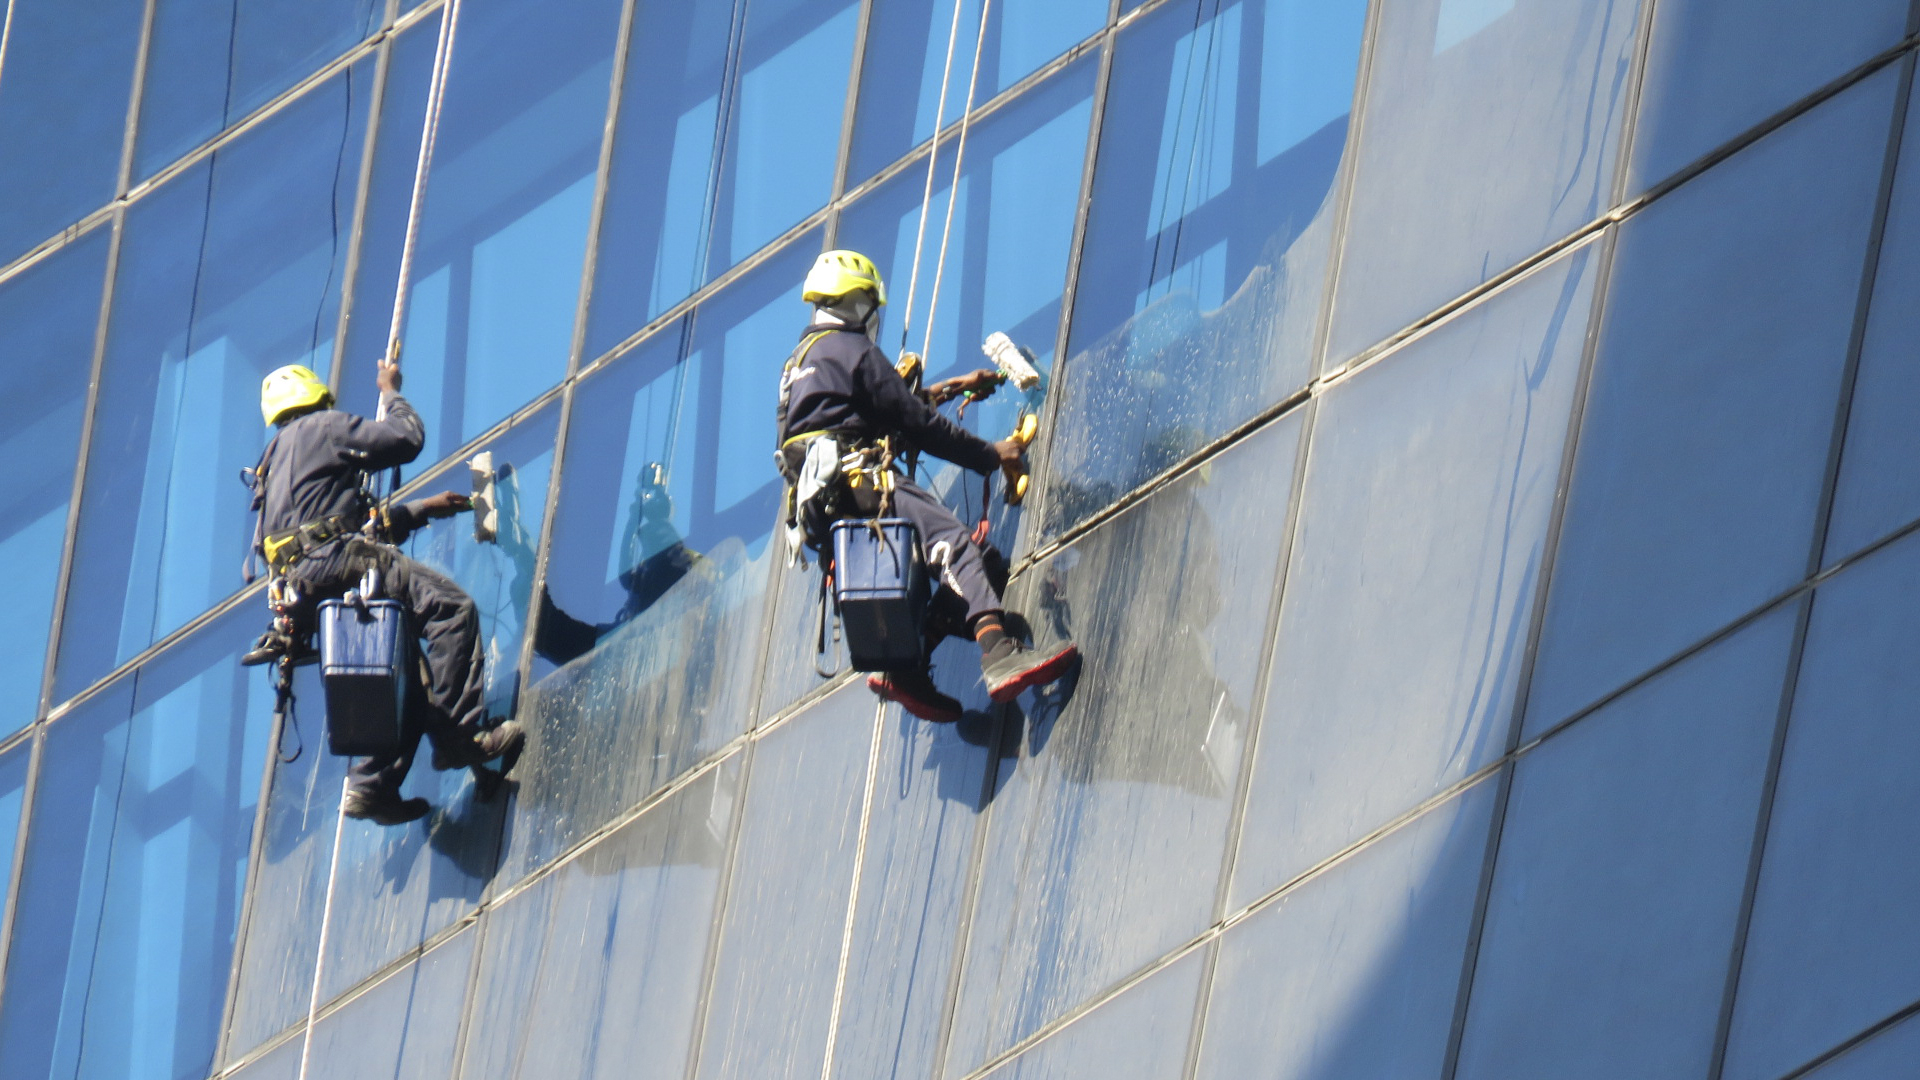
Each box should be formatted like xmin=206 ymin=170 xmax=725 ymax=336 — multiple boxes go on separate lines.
xmin=777 ymin=250 xmax=1079 ymax=721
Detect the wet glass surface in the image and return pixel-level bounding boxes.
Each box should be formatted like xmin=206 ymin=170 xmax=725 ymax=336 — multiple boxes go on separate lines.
xmin=1454 ymin=604 xmax=1797 ymax=1080
xmin=460 ymin=759 xmax=739 ymax=1080
xmin=0 ymin=605 xmax=271 ymax=1080
xmin=301 ymin=927 xmax=475 ymax=1080
xmin=0 ymin=230 xmax=110 ymax=734
xmin=977 ymin=949 xmax=1205 ymax=1080
xmin=0 ymin=0 xmax=143 ymax=264
xmin=1044 ymin=0 xmax=1365 ymax=538
xmin=53 ymin=60 xmax=374 ymax=703
xmin=1233 ymin=243 xmax=1596 ymax=908
xmin=1522 ymin=72 xmax=1898 ymax=738
xmin=944 ymin=412 xmax=1303 ymax=1074
xmin=1722 ymin=532 xmax=1920 ymax=1080
xmin=1325 ymin=0 xmax=1641 ymax=364
xmin=1194 ymin=780 xmax=1497 ymax=1080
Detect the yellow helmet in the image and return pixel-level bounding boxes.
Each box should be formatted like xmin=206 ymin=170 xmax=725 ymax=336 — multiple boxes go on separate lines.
xmin=802 ymin=249 xmax=887 ymax=306
xmin=260 ymin=364 xmax=334 ymax=425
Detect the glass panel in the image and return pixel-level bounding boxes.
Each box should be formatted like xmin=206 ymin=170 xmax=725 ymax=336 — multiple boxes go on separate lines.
xmin=1799 ymin=1014 xmax=1920 ymax=1080
xmin=1823 ymin=74 xmax=1920 ymax=566
xmin=302 ymin=927 xmax=474 ymax=1080
xmin=0 ymin=743 xmax=32 ymax=934
xmin=1722 ymin=531 xmax=1920 ymax=1080
xmin=224 ymin=1037 xmax=300 ymax=1080
xmin=945 ymin=412 xmax=1303 ymax=1074
xmin=132 ymin=0 xmax=384 ymax=179
xmin=459 ymin=759 xmax=739 ymax=1080
xmin=502 ymin=239 xmax=812 ymax=883
xmin=1453 ymin=604 xmax=1797 ymax=1080
xmin=692 ymin=685 xmax=874 ymax=1080
xmin=1047 ymin=0 xmax=1365 ymax=538
xmin=1521 ymin=72 xmax=1898 ymax=738
xmin=0 ymin=230 xmax=111 ymax=734
xmin=0 ymin=604 xmax=272 ymax=1080
xmin=1195 ymin=781 xmax=1496 ymax=1080
xmin=979 ymin=949 xmax=1204 ymax=1080
xmin=1232 ymin=243 xmax=1596 ymax=907
xmin=0 ymin=0 xmax=144 ymax=264
xmin=52 ymin=61 xmax=373 ymax=702
xmin=1324 ymin=0 xmax=1642 ymax=364
xmin=1628 ymin=0 xmax=1909 ymax=190
xmin=845 ymin=0 xmax=1107 ymax=187
xmin=339 ymin=0 xmax=623 ymax=460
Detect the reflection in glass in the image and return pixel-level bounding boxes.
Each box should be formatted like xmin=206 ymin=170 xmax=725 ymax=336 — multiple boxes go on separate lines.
xmin=981 ymin=950 xmax=1204 ymax=1080
xmin=0 ymin=231 xmax=111 ymax=734
xmin=0 ymin=607 xmax=271 ymax=1080
xmin=0 ymin=0 xmax=144 ymax=264
xmin=1047 ymin=0 xmax=1364 ymax=537
xmin=54 ymin=62 xmax=373 ymax=702
xmin=301 ymin=929 xmax=475 ymax=1079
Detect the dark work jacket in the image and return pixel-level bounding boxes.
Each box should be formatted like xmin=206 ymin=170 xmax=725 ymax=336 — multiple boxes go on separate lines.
xmin=776 ymin=325 xmax=999 ymax=475
xmin=252 ymin=393 xmax=434 ymax=547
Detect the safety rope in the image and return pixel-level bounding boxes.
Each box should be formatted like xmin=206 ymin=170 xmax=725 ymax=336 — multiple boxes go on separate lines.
xmin=918 ymin=0 xmax=994 ymax=365
xmin=896 ymin=0 xmax=970 ymax=356
xmin=295 ymin=778 xmax=352 ymax=1080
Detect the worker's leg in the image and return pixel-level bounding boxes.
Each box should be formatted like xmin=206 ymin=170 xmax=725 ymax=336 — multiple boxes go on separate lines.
xmin=887 ymin=481 xmax=1001 ymax=627
xmin=380 ymin=548 xmax=489 ymax=737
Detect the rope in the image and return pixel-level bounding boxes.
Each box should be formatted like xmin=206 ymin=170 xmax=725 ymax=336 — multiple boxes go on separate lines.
xmin=295 ymin=778 xmax=352 ymax=1080
xmin=918 ymin=0 xmax=994 ymax=365
xmin=896 ymin=0 xmax=970 ymax=355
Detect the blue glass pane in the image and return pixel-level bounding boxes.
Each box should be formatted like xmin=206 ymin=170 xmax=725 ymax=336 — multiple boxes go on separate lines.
xmin=1823 ymin=74 xmax=1920 ymax=566
xmin=0 ymin=604 xmax=271 ymax=1080
xmin=693 ymin=685 xmax=873 ymax=1080
xmin=53 ymin=61 xmax=373 ymax=702
xmin=981 ymin=950 xmax=1204 ymax=1080
xmin=302 ymin=928 xmax=474 ymax=1080
xmin=1453 ymin=604 xmax=1796 ymax=1080
xmin=502 ymin=239 xmax=813 ymax=883
xmin=1195 ymin=781 xmax=1496 ymax=1080
xmin=1232 ymin=243 xmax=1595 ymax=906
xmin=1721 ymin=531 xmax=1920 ymax=1080
xmin=0 ymin=0 xmax=143 ymax=264
xmin=340 ymin=0 xmax=622 ymax=460
xmin=132 ymin=0 xmax=384 ymax=180
xmin=1049 ymin=0 xmax=1364 ymax=537
xmin=0 ymin=231 xmax=110 ymax=734
xmin=1325 ymin=0 xmax=1641 ymax=364
xmin=0 ymin=744 xmax=32 ymax=935
xmin=1629 ymin=0 xmax=1909 ymax=190
xmin=460 ymin=759 xmax=739 ymax=1080
xmin=1522 ymin=71 xmax=1898 ymax=737
xmin=845 ymin=0 xmax=1107 ymax=186
xmin=1800 ymin=1014 xmax=1920 ymax=1080
xmin=946 ymin=412 xmax=1302 ymax=1074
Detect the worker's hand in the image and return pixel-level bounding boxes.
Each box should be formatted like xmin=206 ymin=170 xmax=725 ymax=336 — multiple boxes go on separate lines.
xmin=929 ymin=368 xmax=1003 ymax=405
xmin=376 ymin=359 xmax=403 ymax=394
xmin=418 ymin=491 xmax=471 ymax=519
xmin=993 ymin=438 xmax=1026 ymax=489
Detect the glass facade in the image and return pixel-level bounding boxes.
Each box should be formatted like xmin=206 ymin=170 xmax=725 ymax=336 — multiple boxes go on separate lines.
xmin=0 ymin=2 xmax=1914 ymax=1078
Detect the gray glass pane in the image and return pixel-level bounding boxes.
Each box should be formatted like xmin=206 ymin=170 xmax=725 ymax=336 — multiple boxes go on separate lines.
xmin=339 ymin=0 xmax=622 ymax=461
xmin=225 ymin=1036 xmax=301 ymax=1080
xmin=692 ymin=685 xmax=874 ymax=1080
xmin=132 ymin=0 xmax=383 ymax=180
xmin=302 ymin=927 xmax=474 ymax=1080
xmin=845 ymin=0 xmax=1107 ymax=187
xmin=52 ymin=61 xmax=373 ymax=702
xmin=1799 ymin=1014 xmax=1920 ymax=1080
xmin=980 ymin=949 xmax=1205 ymax=1080
xmin=1721 ymin=531 xmax=1920 ymax=1080
xmin=0 ymin=230 xmax=110 ymax=735
xmin=1823 ymin=74 xmax=1920 ymax=566
xmin=945 ymin=412 xmax=1302 ymax=1074
xmin=0 ymin=604 xmax=272 ymax=1080
xmin=1453 ymin=604 xmax=1797 ymax=1080
xmin=1628 ymin=0 xmax=1909 ymax=190
xmin=0 ymin=0 xmax=143 ymax=264
xmin=505 ymin=240 xmax=813 ymax=883
xmin=1195 ymin=780 xmax=1497 ymax=1080
xmin=460 ymin=759 xmax=739 ymax=1080
xmin=1048 ymin=0 xmax=1365 ymax=537
xmin=1325 ymin=0 xmax=1641 ymax=365
xmin=1233 ymin=243 xmax=1595 ymax=906
xmin=1522 ymin=72 xmax=1898 ymax=737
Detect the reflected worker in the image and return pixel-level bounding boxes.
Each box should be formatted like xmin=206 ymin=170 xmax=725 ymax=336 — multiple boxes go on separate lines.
xmin=244 ymin=362 xmax=526 ymax=824
xmin=777 ymin=250 xmax=1078 ymax=721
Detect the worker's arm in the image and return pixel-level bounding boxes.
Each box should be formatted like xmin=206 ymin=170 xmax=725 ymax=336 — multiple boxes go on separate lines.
xmin=852 ymin=344 xmax=1000 ymax=474
xmin=338 ymin=361 xmax=426 ymax=468
xmin=383 ymin=491 xmax=470 ymax=543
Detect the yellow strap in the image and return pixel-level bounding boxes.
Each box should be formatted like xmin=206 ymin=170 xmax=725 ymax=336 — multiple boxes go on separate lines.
xmin=782 ymin=428 xmax=833 ymax=449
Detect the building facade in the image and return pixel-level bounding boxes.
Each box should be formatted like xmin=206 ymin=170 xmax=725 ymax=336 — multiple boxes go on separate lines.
xmin=0 ymin=0 xmax=1916 ymax=1077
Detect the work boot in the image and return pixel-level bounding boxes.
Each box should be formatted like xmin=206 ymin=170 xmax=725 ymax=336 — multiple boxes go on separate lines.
xmin=982 ymin=640 xmax=1079 ymax=703
xmin=868 ymin=668 xmax=964 ymax=723
xmin=240 ymin=627 xmax=316 ymax=667
xmin=431 ymin=720 xmax=528 ymax=774
xmin=341 ymin=788 xmax=432 ymax=826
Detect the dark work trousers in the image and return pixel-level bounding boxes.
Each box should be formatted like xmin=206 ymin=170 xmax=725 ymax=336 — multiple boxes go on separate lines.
xmin=880 ymin=478 xmax=1002 ymax=629
xmin=289 ymin=537 xmax=488 ymax=798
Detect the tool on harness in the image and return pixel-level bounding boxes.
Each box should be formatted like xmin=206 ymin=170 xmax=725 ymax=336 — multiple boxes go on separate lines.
xmin=317 ymin=568 xmax=409 ymax=757
xmin=267 ymin=577 xmax=307 ymax=764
